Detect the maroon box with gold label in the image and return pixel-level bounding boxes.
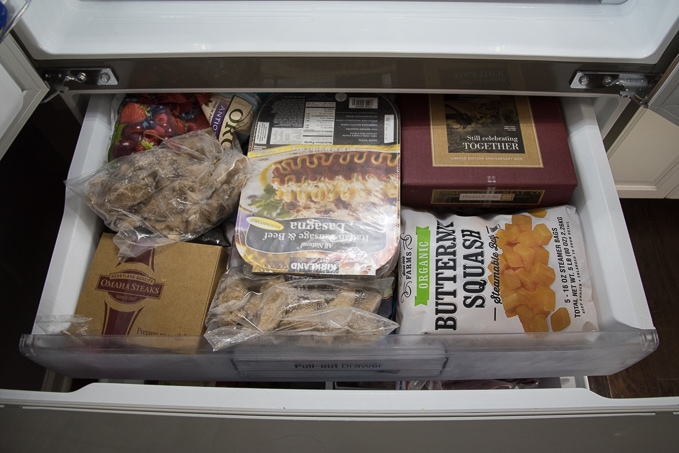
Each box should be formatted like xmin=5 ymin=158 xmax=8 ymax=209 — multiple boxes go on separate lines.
xmin=74 ymin=233 xmax=228 ymax=336
xmin=398 ymin=94 xmax=577 ymax=209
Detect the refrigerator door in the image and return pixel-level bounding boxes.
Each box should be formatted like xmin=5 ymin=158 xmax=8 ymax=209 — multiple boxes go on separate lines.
xmin=13 ymin=1 xmax=679 ymax=62
xmin=0 ymin=34 xmax=47 ymax=159
xmin=11 ymin=1 xmax=679 ymax=97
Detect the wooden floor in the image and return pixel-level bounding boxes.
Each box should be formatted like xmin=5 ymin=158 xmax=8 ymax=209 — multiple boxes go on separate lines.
xmin=588 ymin=198 xmax=679 ymax=399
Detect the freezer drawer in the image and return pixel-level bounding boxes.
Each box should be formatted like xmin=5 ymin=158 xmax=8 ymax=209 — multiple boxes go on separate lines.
xmin=18 ymin=94 xmax=657 ymax=382
xmin=1 ymin=381 xmax=679 ymax=453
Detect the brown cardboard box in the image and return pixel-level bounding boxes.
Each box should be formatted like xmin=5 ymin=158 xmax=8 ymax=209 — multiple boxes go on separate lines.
xmin=75 ymin=233 xmax=228 ymax=336
xmin=398 ymin=94 xmax=577 ymax=210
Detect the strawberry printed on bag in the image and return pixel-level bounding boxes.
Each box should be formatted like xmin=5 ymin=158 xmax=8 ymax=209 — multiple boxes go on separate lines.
xmin=108 ymin=94 xmax=212 ymax=161
xmin=118 ymin=103 xmax=149 ymax=124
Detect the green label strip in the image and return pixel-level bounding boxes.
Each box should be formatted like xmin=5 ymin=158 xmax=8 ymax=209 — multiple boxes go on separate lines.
xmin=415 ymin=226 xmax=431 ymax=306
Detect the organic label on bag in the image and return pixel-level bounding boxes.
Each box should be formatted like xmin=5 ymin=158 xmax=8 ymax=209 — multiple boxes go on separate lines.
xmin=397 ymin=206 xmax=598 ymax=334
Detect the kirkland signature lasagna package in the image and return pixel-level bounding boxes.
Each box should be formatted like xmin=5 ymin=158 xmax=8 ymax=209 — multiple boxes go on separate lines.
xmin=234 ymin=93 xmax=401 ymax=277
xmin=397 ymin=205 xmax=598 ymax=334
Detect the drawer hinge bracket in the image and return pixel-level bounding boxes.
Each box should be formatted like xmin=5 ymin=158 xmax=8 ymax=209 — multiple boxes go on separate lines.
xmin=41 ymin=68 xmax=118 ymax=103
xmin=570 ymin=71 xmax=660 ymax=107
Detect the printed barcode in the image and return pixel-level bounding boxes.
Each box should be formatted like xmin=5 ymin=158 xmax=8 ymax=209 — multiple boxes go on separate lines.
xmin=349 ymin=97 xmax=378 ymax=109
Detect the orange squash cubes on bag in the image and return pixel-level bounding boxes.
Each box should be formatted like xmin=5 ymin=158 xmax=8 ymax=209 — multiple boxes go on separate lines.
xmin=491 ymin=214 xmax=569 ymax=332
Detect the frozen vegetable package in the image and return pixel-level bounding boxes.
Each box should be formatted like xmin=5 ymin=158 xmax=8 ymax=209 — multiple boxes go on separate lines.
xmin=67 ymin=130 xmax=249 ymax=258
xmin=397 ymin=205 xmax=598 ymax=334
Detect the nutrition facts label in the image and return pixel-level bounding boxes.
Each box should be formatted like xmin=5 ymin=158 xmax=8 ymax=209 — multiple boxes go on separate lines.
xmin=250 ymin=93 xmax=400 ymax=152
xmin=301 ymin=101 xmax=336 ymax=144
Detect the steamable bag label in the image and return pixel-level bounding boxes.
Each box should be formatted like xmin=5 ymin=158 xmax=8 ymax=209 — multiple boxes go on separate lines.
xmin=397 ymin=206 xmax=598 ymax=334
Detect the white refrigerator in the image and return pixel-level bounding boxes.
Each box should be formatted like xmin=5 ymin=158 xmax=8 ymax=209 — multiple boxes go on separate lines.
xmin=1 ymin=1 xmax=679 ymax=451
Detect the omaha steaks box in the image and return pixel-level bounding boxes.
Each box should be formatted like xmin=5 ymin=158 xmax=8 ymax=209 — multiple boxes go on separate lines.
xmin=75 ymin=233 xmax=228 ymax=336
xmin=398 ymin=94 xmax=577 ymax=209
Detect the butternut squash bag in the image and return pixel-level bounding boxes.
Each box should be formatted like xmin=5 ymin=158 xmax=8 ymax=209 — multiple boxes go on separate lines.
xmin=397 ymin=206 xmax=598 ymax=334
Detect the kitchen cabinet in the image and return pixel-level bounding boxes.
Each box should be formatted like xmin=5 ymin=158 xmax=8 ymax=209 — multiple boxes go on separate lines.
xmin=607 ymin=106 xmax=679 ymax=198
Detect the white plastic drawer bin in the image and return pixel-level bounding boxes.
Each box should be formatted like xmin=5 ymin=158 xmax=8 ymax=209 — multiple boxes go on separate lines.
xmin=18 ymin=95 xmax=657 ymax=382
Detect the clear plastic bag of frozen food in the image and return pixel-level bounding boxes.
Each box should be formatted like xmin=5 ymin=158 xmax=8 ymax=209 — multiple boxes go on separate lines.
xmin=107 ymin=93 xmax=213 ymax=160
xmin=34 ymin=315 xmax=92 ymax=335
xmin=204 ymin=269 xmax=399 ymax=350
xmin=66 ymin=130 xmax=249 ymax=259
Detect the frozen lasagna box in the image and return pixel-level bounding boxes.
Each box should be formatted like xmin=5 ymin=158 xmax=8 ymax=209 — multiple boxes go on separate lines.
xmin=397 ymin=205 xmax=598 ymax=334
xmin=235 ymin=93 xmax=401 ymax=276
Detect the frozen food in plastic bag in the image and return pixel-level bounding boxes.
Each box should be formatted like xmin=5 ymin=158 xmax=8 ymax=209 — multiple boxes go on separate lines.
xmin=67 ymin=130 xmax=249 ymax=259
xmin=398 ymin=205 xmax=598 ymax=334
xmin=204 ymin=268 xmax=399 ymax=350
xmin=108 ymin=93 xmax=212 ymax=160
xmin=34 ymin=315 xmax=92 ymax=335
